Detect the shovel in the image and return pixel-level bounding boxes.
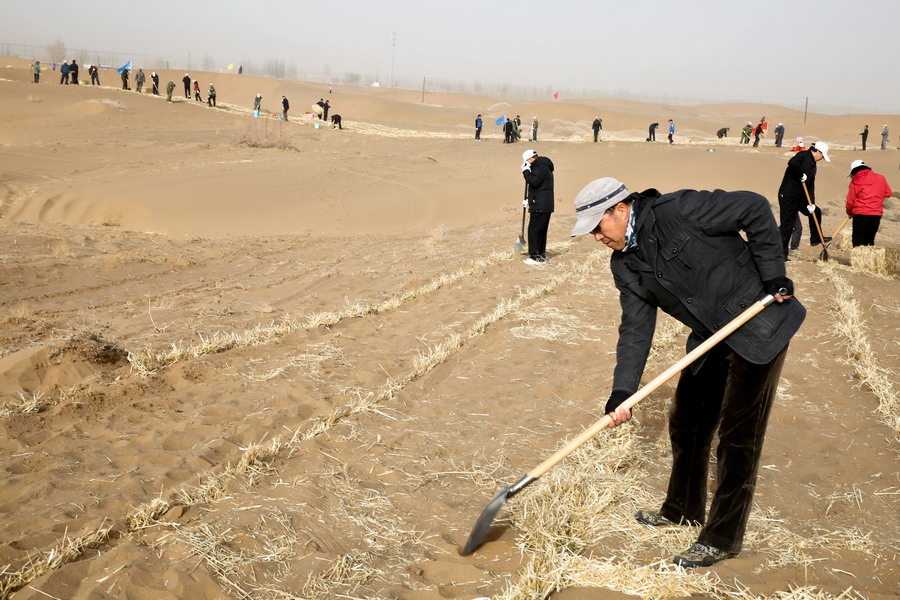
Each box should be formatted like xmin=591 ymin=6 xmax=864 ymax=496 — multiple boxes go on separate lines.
xmin=819 ymin=215 xmax=850 ymax=261
xmin=801 ymin=182 xmax=829 ymax=261
xmin=460 ymin=293 xmax=777 ymax=556
xmin=514 ymin=183 xmax=528 ymax=254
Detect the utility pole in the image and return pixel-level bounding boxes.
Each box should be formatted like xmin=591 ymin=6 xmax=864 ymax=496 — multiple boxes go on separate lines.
xmin=422 ymin=77 xmax=425 ymax=103
xmin=804 ymin=97 xmax=808 ymax=124
xmin=390 ymin=32 xmax=396 ymax=88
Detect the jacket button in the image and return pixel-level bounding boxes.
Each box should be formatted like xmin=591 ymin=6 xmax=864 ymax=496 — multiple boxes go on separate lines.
xmin=671 ymin=248 xmax=677 ymax=254
xmin=713 ymin=325 xmax=719 ymax=330
xmin=657 ymin=272 xmax=663 ymax=278
xmin=686 ymin=298 xmax=692 ymax=304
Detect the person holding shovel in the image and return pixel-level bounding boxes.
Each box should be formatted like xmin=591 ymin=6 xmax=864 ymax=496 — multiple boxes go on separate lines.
xmin=777 ymin=141 xmax=831 ymax=260
xmin=846 ymin=159 xmax=892 ymax=247
xmin=571 ymin=177 xmax=806 ymax=568
xmin=521 ymin=149 xmax=554 ymax=265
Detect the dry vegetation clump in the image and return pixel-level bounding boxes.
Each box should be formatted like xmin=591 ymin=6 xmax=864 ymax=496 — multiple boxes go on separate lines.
xmin=238 ymin=121 xmax=299 ymax=151
xmin=0 ymin=523 xmax=114 ymax=599
xmin=51 ymin=329 xmax=129 ymax=365
xmin=0 ymin=390 xmax=51 ymax=417
xmin=848 ymin=245 xmax=900 ymax=277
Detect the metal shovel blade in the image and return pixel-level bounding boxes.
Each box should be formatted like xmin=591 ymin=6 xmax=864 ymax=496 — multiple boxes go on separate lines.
xmin=514 ymin=235 xmax=526 ymax=254
xmin=460 ymin=485 xmax=509 ymax=555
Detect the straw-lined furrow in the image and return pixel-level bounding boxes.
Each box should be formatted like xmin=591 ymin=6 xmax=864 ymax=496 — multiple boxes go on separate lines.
xmin=0 ymin=246 xmax=594 ymax=598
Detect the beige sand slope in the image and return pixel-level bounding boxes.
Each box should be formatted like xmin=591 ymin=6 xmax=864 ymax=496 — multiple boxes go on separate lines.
xmin=1 ymin=56 xmax=898 ymax=599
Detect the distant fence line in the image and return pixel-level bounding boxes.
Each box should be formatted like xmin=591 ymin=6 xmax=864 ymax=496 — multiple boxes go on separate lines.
xmin=4 ymin=41 xmax=898 ymax=115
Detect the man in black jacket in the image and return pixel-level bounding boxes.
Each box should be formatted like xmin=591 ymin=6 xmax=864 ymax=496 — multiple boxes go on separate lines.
xmin=521 ymin=149 xmax=555 ymax=264
xmin=777 ymin=141 xmax=831 ymax=258
xmin=592 ymin=117 xmax=603 ymax=143
xmin=571 ymin=178 xmax=806 ymax=568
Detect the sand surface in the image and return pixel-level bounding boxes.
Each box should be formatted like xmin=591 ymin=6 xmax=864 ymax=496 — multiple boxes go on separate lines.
xmin=1 ymin=57 xmax=899 ymax=599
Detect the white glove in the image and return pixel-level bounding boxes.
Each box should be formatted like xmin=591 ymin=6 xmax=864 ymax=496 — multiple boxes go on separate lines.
xmin=806 ymin=204 xmax=816 ymax=214
xmin=800 ymin=173 xmax=808 ymax=183
xmin=522 ymin=199 xmax=529 ymax=207
xmin=521 ymin=162 xmax=531 ymax=172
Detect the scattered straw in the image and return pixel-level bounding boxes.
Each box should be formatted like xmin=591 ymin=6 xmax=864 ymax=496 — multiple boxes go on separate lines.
xmin=823 ymin=263 xmax=899 ymax=433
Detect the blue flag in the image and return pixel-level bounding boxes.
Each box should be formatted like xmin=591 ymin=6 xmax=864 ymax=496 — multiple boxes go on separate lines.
xmin=117 ymin=60 xmax=132 ymax=75
xmin=495 ymin=115 xmax=506 ymax=126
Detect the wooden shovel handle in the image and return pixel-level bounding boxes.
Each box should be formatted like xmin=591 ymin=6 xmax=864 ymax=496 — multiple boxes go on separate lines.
xmin=527 ymin=295 xmax=776 ymax=480
xmin=801 ymin=181 xmax=827 ymax=245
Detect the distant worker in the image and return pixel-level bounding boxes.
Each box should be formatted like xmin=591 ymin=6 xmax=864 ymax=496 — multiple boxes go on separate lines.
xmin=323 ymin=100 xmax=330 ymax=122
xmin=151 ymin=72 xmax=160 ymax=95
xmin=282 ymin=96 xmax=289 ymax=121
xmin=89 ymin=64 xmax=100 ymax=85
xmin=774 ymin=123 xmax=785 ymax=147
xmin=121 ymin=68 xmax=129 ymax=90
xmin=880 ymin=124 xmax=889 ymax=150
xmin=182 ymin=74 xmax=191 ymax=98
xmin=31 ymin=59 xmax=40 ymax=83
xmin=60 ymin=60 xmax=70 ymax=84
xmin=716 ymin=127 xmax=729 ymax=139
xmin=475 ymin=114 xmax=482 ymax=141
xmin=859 ymin=125 xmax=868 ymax=151
xmin=166 ymin=79 xmax=176 ymax=102
xmin=667 ymin=119 xmax=675 ymax=144
xmin=740 ymin=122 xmax=752 ymax=144
xmin=331 ymin=114 xmax=342 ymax=129
xmin=69 ymin=60 xmax=79 ymax=85
xmin=135 ymin=68 xmax=145 ymax=93
xmin=521 ymin=148 xmax=555 ymax=265
xmin=503 ymin=118 xmax=514 ymax=143
xmin=193 ymin=80 xmax=202 ymax=102
xmin=647 ymin=122 xmax=658 ymax=142
xmin=238 ymin=65 xmax=243 ymax=75
xmin=592 ymin=117 xmax=603 ymax=142
xmin=253 ymin=93 xmax=262 ymax=112
xmin=778 ymin=141 xmax=832 ymax=258
xmin=531 ymin=116 xmax=539 ymax=142
xmin=846 ymin=159 xmax=892 ymax=247
xmin=316 ymin=98 xmax=325 ymax=119
xmin=207 ymin=83 xmax=217 ymax=107
xmin=752 ymin=123 xmax=762 ymax=147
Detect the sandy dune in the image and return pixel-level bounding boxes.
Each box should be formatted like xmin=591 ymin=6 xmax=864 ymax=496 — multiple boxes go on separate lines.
xmin=1 ymin=56 xmax=898 ymax=599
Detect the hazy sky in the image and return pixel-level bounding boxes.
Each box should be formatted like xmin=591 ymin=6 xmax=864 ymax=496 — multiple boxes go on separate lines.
xmin=3 ymin=0 xmax=898 ymax=112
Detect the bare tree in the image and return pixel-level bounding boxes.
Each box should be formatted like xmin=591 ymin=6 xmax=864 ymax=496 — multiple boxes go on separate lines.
xmin=343 ymin=72 xmax=361 ymax=86
xmin=202 ymin=53 xmax=215 ymax=72
xmin=46 ymin=38 xmax=66 ymax=64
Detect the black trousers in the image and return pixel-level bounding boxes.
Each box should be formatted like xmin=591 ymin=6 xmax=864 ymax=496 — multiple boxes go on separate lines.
xmin=778 ymin=194 xmax=825 ymax=257
xmin=851 ymin=215 xmax=881 ymax=246
xmin=527 ymin=211 xmax=551 ymax=260
xmin=660 ymin=342 xmax=788 ymax=554
xmin=475 ymin=127 xmax=481 ymax=140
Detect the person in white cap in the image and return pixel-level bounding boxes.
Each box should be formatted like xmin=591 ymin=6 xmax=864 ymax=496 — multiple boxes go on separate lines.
xmin=520 ymin=149 xmax=554 ymax=264
xmin=846 ymin=159 xmax=892 ymax=246
xmin=774 ymin=122 xmax=785 ymax=147
xmin=531 ymin=116 xmax=539 ymax=142
xmin=880 ymin=124 xmax=889 ymax=150
xmin=777 ymin=141 xmax=831 ymax=258
xmin=571 ymin=177 xmax=806 ymax=568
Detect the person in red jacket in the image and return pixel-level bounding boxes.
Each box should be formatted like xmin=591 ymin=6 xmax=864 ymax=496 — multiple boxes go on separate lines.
xmin=846 ymin=159 xmax=892 ymax=247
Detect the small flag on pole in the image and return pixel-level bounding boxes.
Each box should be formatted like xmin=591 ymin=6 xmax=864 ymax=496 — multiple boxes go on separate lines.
xmin=227 ymin=63 xmax=234 ymax=71
xmin=494 ymin=115 xmax=507 ymax=125
xmin=553 ymin=91 xmax=559 ymax=100
xmin=117 ymin=60 xmax=132 ymax=75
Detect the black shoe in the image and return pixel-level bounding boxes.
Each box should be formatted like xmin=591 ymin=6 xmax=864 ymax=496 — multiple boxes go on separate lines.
xmin=810 ymin=236 xmax=832 ymax=247
xmin=636 ymin=510 xmax=681 ymax=527
xmin=672 ymin=542 xmax=736 ymax=568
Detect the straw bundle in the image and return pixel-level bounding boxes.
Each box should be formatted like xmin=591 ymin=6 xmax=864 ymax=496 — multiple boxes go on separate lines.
xmin=849 ymin=246 xmax=900 ymax=277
